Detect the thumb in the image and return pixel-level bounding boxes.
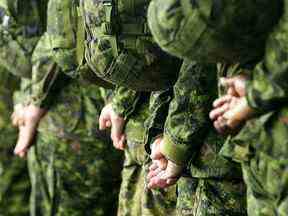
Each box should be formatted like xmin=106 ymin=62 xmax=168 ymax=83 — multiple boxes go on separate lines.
xmin=151 ymin=141 xmax=163 ymax=160
xmin=14 ymin=124 xmax=36 ymax=158
xmin=162 ymin=161 xmax=183 ymax=179
xmin=99 ymin=113 xmax=110 ymax=130
xmin=220 ymin=77 xmax=236 ymax=89
xmin=111 ymin=116 xmax=125 ymax=149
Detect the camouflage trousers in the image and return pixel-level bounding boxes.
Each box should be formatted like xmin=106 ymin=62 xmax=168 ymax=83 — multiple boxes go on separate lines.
xmin=117 ymin=140 xmax=177 ymax=216
xmin=176 ymin=176 xmax=247 ymax=216
xmin=242 ymin=153 xmax=288 ymax=216
xmin=28 ymin=129 xmax=122 ymax=216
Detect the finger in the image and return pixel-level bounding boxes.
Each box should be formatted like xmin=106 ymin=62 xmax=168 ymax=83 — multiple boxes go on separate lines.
xmin=99 ymin=115 xmax=109 ymax=130
xmin=105 ymin=120 xmax=112 ymax=128
xmin=112 ymin=138 xmax=121 ymax=150
xmin=14 ymin=123 xmax=37 ymax=157
xmin=156 ymin=158 xmax=168 ymax=170
xmin=148 ymin=174 xmax=171 ymax=189
xmin=11 ymin=112 xmax=17 ymax=126
xmin=112 ymin=134 xmax=125 ymax=151
xmin=166 ymin=177 xmax=178 ymax=186
xmin=147 ymin=167 xmax=163 ymax=180
xmin=111 ymin=117 xmax=124 ymax=142
xmin=18 ymin=150 xmax=27 ymax=158
xmin=18 ymin=118 xmax=25 ymax=127
xmin=213 ymin=95 xmax=233 ymax=108
xmin=209 ymin=103 xmax=230 ymax=120
xmin=150 ymin=141 xmax=163 ymax=160
xmin=149 ymin=162 xmax=158 ymax=171
xmin=118 ymin=134 xmax=126 ymax=150
xmin=148 ymin=174 xmax=167 ymax=189
xmin=220 ymin=77 xmax=236 ymax=89
xmin=227 ymin=86 xmax=237 ymax=97
xmin=217 ymin=116 xmax=229 ymax=134
xmin=214 ymin=119 xmax=226 ymax=134
xmin=11 ymin=117 xmax=18 ymax=127
xmin=226 ymin=118 xmax=241 ymax=130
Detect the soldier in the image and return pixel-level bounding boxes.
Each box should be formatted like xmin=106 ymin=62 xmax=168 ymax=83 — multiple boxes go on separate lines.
xmin=145 ymin=61 xmax=247 ymax=215
xmin=12 ymin=0 xmax=123 ymax=215
xmin=81 ymin=0 xmax=182 ymax=214
xmin=209 ymin=2 xmax=288 ymax=215
xmin=0 ymin=0 xmax=48 ymax=214
xmin=12 ymin=0 xmax=180 ymax=215
xmin=144 ymin=0 xmax=282 ymax=215
xmin=99 ymin=87 xmax=178 ymax=216
xmin=146 ymin=0 xmax=285 ymax=215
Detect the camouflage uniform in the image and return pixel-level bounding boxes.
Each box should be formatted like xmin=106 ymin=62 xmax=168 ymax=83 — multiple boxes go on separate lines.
xmin=28 ymin=0 xmax=180 ymax=214
xmin=220 ymin=2 xmax=288 ymax=215
xmin=147 ymin=0 xmax=287 ymax=215
xmin=145 ymin=61 xmax=247 ymax=216
xmin=144 ymin=0 xmax=282 ymax=215
xmin=0 ymin=0 xmax=48 ymax=215
xmin=24 ymin=0 xmax=123 ymax=215
xmin=112 ymin=87 xmax=177 ymax=216
xmin=79 ymin=0 xmax=181 ymax=91
xmin=147 ymin=0 xmax=281 ymax=65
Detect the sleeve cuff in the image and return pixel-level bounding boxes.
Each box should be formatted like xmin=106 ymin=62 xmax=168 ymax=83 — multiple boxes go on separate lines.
xmin=245 ymin=79 xmax=266 ymax=115
xmin=161 ymin=134 xmax=191 ymax=166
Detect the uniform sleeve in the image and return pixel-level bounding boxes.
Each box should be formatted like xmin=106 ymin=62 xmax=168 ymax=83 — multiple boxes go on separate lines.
xmin=112 ymin=86 xmax=142 ymax=119
xmin=29 ymin=0 xmax=78 ymax=108
xmin=144 ymin=89 xmax=174 ymax=153
xmin=246 ymin=3 xmax=288 ymax=113
xmin=161 ymin=61 xmax=218 ymax=165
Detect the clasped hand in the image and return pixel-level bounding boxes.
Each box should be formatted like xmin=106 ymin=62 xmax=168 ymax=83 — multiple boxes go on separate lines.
xmin=147 ymin=136 xmax=183 ymax=189
xmin=209 ymin=75 xmax=254 ymax=134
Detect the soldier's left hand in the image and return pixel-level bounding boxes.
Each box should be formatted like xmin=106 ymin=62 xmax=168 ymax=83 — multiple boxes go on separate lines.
xmin=147 ymin=137 xmax=183 ymax=189
xmin=147 ymin=160 xmax=182 ymax=189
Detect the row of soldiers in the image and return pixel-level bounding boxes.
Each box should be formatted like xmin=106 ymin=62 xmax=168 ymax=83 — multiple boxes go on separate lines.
xmin=0 ymin=0 xmax=287 ymax=215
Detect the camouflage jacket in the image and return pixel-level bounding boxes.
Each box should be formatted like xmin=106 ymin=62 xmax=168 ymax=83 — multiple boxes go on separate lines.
xmin=148 ymin=0 xmax=281 ymax=65
xmin=222 ymin=0 xmax=288 ymax=162
xmin=30 ymin=0 xmax=114 ymax=109
xmin=146 ymin=61 xmax=242 ymax=178
xmin=26 ymin=0 xmax=112 ymax=137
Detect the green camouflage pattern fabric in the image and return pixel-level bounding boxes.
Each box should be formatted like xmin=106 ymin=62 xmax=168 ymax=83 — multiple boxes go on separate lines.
xmin=242 ymin=153 xmax=288 ymax=216
xmin=25 ymin=2 xmax=123 ymax=214
xmin=145 ymin=61 xmax=246 ymax=215
xmin=222 ymin=1 xmax=288 ymax=215
xmin=31 ymin=0 xmax=113 ymax=109
xmin=113 ymin=90 xmax=177 ymax=216
xmin=0 ymin=68 xmax=30 ymax=216
xmin=147 ymin=0 xmax=281 ymax=64
xmin=0 ymin=0 xmax=47 ymax=78
xmin=177 ymin=177 xmax=246 ymax=216
xmin=152 ymin=61 xmax=243 ymax=179
xmin=0 ymin=1 xmax=48 ymax=215
xmin=81 ymin=0 xmax=181 ymax=91
xmin=112 ymin=86 xmax=142 ymax=119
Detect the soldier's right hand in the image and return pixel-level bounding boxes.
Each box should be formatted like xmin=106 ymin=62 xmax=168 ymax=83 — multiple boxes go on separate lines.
xmin=99 ymin=103 xmax=126 ymax=150
xmin=13 ymin=105 xmax=46 ymax=158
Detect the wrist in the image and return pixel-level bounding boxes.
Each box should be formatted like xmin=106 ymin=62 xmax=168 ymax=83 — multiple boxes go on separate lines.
xmin=160 ymin=134 xmax=190 ymax=166
xmin=26 ymin=105 xmax=47 ymax=122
